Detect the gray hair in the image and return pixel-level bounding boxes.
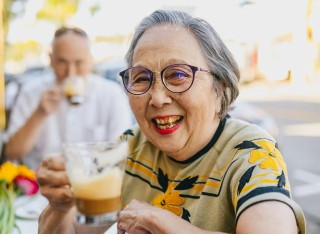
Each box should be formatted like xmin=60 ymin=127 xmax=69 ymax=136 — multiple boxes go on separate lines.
xmin=125 ymin=9 xmax=240 ymax=118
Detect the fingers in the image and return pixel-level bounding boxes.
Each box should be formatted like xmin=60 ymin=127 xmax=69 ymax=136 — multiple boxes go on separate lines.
xmin=38 ymin=87 xmax=62 ymax=115
xmin=37 ymin=156 xmax=74 ymax=213
xmin=118 ymin=200 xmax=153 ymax=234
xmin=44 ymin=87 xmax=62 ymax=102
xmin=40 ymin=185 xmax=73 ymax=204
xmin=118 ymin=208 xmax=136 ymax=233
xmin=37 ymin=167 xmax=69 ymax=187
xmin=37 ymin=156 xmax=69 ymax=187
xmin=44 ymin=155 xmax=66 ymax=171
xmin=118 ymin=215 xmax=151 ymax=234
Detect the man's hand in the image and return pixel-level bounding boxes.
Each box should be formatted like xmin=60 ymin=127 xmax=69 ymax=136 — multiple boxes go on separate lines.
xmin=36 ymin=87 xmax=62 ymax=116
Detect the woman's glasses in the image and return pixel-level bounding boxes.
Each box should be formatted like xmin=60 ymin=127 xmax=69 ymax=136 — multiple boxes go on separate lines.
xmin=119 ymin=64 xmax=213 ymax=95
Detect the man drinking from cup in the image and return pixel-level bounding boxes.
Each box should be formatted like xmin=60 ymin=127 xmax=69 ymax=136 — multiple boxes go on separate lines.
xmin=4 ymin=26 xmax=133 ymax=170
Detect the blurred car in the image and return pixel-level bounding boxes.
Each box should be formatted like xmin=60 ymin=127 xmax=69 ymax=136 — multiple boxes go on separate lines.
xmin=93 ymin=60 xmax=127 ymax=84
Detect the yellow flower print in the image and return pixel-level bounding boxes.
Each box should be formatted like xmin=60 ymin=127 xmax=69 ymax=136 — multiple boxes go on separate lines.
xmin=249 ymin=140 xmax=287 ymax=174
xmin=152 ymin=184 xmax=185 ymax=216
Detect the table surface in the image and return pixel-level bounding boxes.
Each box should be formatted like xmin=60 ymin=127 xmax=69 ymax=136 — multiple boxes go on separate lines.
xmin=13 ymin=193 xmax=117 ymax=234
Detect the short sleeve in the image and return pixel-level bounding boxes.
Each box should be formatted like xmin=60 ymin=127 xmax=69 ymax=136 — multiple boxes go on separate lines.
xmin=230 ymin=138 xmax=306 ymax=233
xmin=6 ymin=86 xmax=38 ymax=137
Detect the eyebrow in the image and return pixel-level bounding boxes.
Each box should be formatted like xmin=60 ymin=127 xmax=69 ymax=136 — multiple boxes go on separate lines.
xmin=165 ymin=59 xmax=187 ymax=65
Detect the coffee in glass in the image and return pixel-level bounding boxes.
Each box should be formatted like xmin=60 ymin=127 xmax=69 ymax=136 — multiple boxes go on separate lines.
xmin=63 ymin=140 xmax=128 ymax=225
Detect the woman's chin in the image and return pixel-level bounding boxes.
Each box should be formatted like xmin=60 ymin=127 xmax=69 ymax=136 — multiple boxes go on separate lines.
xmin=154 ymin=141 xmax=183 ymax=158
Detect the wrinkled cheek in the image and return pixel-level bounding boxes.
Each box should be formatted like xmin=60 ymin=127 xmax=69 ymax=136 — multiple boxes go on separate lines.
xmin=129 ymin=98 xmax=148 ymax=127
xmin=129 ymin=99 xmax=140 ymax=117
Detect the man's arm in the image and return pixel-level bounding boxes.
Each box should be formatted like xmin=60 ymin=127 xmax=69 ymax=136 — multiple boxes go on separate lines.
xmin=5 ymin=87 xmax=61 ymax=161
xmin=5 ymin=108 xmax=48 ymax=160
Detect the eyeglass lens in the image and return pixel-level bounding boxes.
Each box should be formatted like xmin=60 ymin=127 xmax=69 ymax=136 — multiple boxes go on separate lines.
xmin=122 ymin=64 xmax=194 ymax=94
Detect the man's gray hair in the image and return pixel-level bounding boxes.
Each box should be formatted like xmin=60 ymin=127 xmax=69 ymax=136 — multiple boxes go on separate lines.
xmin=125 ymin=9 xmax=240 ymax=118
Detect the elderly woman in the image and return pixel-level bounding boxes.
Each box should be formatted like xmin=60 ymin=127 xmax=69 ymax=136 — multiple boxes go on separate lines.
xmin=37 ymin=10 xmax=305 ymax=234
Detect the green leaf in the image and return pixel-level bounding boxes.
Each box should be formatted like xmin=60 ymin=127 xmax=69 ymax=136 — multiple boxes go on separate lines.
xmin=0 ymin=179 xmax=7 ymax=185
xmin=14 ymin=222 xmax=22 ymax=234
xmin=0 ymin=183 xmax=16 ymax=234
xmin=15 ymin=214 xmax=38 ymax=221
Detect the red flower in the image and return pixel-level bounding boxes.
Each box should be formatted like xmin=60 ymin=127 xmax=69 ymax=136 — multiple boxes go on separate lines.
xmin=15 ymin=176 xmax=39 ymax=195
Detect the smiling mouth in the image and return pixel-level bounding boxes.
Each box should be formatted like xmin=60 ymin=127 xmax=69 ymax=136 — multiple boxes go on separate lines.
xmin=152 ymin=116 xmax=183 ymax=129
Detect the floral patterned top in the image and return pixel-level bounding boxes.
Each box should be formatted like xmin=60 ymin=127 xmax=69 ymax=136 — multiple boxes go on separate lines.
xmin=121 ymin=117 xmax=306 ymax=233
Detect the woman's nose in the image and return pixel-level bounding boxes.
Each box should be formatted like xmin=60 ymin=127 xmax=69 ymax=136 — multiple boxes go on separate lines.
xmin=148 ymin=78 xmax=172 ymax=108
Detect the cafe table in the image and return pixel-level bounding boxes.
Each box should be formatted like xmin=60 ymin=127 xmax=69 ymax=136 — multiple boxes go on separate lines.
xmin=13 ymin=193 xmax=117 ymax=234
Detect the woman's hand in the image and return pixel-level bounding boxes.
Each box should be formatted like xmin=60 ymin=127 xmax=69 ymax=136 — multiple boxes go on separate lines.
xmin=37 ymin=155 xmax=74 ymax=212
xmin=36 ymin=155 xmax=76 ymax=234
xmin=118 ymin=199 xmax=205 ymax=234
xmin=118 ymin=199 xmax=155 ymax=234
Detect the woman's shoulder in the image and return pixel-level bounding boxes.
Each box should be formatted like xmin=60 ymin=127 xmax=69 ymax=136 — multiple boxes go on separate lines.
xmin=213 ymin=118 xmax=277 ymax=173
xmin=224 ymin=117 xmax=275 ymax=142
xmin=118 ymin=126 xmax=150 ymax=151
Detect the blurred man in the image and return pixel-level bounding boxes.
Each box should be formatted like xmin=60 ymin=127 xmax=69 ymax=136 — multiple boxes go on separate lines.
xmin=4 ymin=26 xmax=133 ymax=169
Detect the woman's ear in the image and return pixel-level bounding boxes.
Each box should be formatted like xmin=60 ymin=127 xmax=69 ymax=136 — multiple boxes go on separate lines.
xmin=215 ymin=94 xmax=222 ymax=115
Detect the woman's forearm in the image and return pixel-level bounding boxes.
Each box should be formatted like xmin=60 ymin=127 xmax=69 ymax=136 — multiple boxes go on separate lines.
xmin=38 ymin=205 xmax=76 ymax=234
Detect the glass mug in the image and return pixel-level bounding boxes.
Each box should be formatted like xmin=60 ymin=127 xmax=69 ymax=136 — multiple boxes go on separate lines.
xmin=63 ymin=140 xmax=128 ymax=225
xmin=62 ymin=76 xmax=86 ymax=105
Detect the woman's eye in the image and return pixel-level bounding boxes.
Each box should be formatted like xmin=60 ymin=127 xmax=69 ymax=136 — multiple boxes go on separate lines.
xmin=167 ymin=71 xmax=188 ymax=80
xmin=172 ymin=72 xmax=187 ymax=78
xmin=166 ymin=70 xmax=190 ymax=81
xmin=132 ymin=76 xmax=150 ymax=84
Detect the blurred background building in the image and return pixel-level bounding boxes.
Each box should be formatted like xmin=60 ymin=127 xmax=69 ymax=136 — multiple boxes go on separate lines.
xmin=2 ymin=0 xmax=320 ymax=83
